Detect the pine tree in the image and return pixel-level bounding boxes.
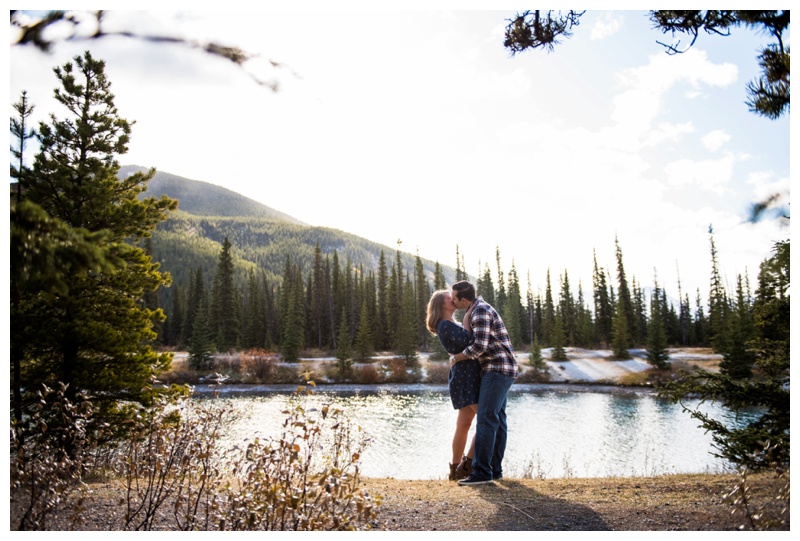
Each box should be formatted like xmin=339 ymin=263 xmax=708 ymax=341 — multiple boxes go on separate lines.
xmin=592 ymin=250 xmax=613 ymax=347
xmin=707 ymin=225 xmax=730 ymax=352
xmin=262 ymin=274 xmax=277 ymax=349
xmin=529 ymin=335 xmax=547 ymax=373
xmin=455 ymin=245 xmax=466 ymax=281
xmin=188 ymin=300 xmax=213 ymax=370
xmin=559 ymin=270 xmax=576 ymax=345
xmin=575 ymin=282 xmax=594 ymax=348
xmin=18 ymin=51 xmax=176 ymax=418
xmin=505 ymin=262 xmax=524 ymax=346
xmin=181 ymin=268 xmax=201 ymax=346
xmin=477 ymin=262 xmax=496 ymax=308
xmin=676 ymin=271 xmax=692 ymax=346
xmin=542 ymin=269 xmax=555 ymax=346
xmin=335 ymin=307 xmax=352 ymax=373
xmin=166 ymin=282 xmax=184 ymax=347
xmin=495 ymin=246 xmax=507 ymax=316
xmin=414 ymin=253 xmax=431 ymax=350
xmin=718 ymin=274 xmax=756 ymax=378
xmin=281 ymin=264 xmax=305 ymax=362
xmin=614 ymin=237 xmax=636 ymax=347
xmin=526 ymin=273 xmax=538 ymax=344
xmin=611 ymin=297 xmax=632 ymax=360
xmin=376 ymin=251 xmax=390 ymax=350
xmin=662 ymin=240 xmax=789 ymax=470
xmin=693 ymin=289 xmax=709 ymax=346
xmin=210 ymin=237 xmax=239 ymax=352
xmin=10 ymin=90 xmax=35 ymax=204
xmin=354 ymin=300 xmax=374 ymax=360
xmin=433 ymin=261 xmax=446 ymax=290
xmin=550 ymin=312 xmax=568 ymax=361
xmin=632 ymin=277 xmax=648 ymax=345
xmin=646 ymin=275 xmax=670 ymax=369
xmin=242 ymin=269 xmax=265 ymax=349
xmin=396 ymin=273 xmax=418 ymax=361
xmin=309 ymin=243 xmax=332 ymax=349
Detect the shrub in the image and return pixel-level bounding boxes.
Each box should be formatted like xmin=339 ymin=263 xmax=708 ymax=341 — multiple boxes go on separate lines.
xmin=10 ymin=383 xmax=93 ymax=530
xmin=424 ymin=361 xmax=450 ymax=384
xmin=351 ymin=364 xmax=382 ymax=384
xmin=113 ymin=384 xmax=378 ymax=530
xmin=725 ymin=448 xmax=790 ymax=531
xmin=515 ymin=367 xmax=551 ymax=383
xmin=212 ymin=386 xmax=379 ymax=530
xmin=239 ymin=349 xmax=279 ymax=383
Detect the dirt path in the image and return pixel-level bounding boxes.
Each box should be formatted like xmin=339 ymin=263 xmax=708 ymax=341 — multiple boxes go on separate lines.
xmin=362 ymin=473 xmax=787 ymax=531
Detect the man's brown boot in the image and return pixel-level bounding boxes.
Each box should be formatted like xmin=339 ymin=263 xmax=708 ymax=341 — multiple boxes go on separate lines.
xmin=449 ymin=463 xmax=458 ymax=481
xmin=455 ymin=455 xmax=473 ymax=479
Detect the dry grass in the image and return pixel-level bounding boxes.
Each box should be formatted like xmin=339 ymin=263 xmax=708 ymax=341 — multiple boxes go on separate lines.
xmin=362 ymin=473 xmax=788 ymax=531
xmin=49 ymin=472 xmax=788 ymax=531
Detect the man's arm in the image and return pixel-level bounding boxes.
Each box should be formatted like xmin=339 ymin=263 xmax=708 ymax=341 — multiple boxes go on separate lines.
xmin=452 ymin=304 xmax=490 ymax=363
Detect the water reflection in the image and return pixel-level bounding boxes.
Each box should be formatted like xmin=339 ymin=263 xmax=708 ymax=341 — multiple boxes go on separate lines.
xmin=199 ymin=384 xmax=754 ymax=480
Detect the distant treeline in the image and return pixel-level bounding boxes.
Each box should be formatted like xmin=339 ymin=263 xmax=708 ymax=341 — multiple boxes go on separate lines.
xmin=157 ymin=225 xmax=778 ymax=380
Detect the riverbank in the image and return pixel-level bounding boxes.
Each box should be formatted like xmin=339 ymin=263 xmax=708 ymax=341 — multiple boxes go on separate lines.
xmin=165 ymin=347 xmax=722 ymax=388
xmin=44 ymin=472 xmax=787 ymax=531
xmin=362 ymin=472 xmax=787 ymax=531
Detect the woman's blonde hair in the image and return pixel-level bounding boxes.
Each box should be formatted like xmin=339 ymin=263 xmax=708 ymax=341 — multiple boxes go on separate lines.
xmin=425 ymin=289 xmax=450 ymax=335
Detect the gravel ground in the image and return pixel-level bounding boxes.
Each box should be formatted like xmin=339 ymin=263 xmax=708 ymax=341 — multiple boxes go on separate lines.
xmin=361 ymin=473 xmax=788 ymax=531
xmin=25 ymin=472 xmax=787 ymax=531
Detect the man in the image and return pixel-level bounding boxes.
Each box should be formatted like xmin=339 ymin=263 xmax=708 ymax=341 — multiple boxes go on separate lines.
xmin=450 ymin=280 xmax=518 ymax=485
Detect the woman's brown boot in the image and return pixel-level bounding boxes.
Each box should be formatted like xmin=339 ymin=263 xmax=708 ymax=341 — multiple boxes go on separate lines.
xmin=449 ymin=463 xmax=458 ymax=481
xmin=455 ymin=455 xmax=473 ymax=479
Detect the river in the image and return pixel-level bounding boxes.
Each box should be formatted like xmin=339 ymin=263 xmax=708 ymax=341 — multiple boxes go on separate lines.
xmin=192 ymin=383 xmax=753 ymax=480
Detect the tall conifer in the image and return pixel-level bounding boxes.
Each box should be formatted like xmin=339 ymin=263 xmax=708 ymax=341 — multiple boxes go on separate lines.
xmin=210 ymin=237 xmax=239 ymax=352
xmin=614 ymin=237 xmax=636 ymax=347
xmin=646 ymin=275 xmax=670 ymax=369
xmin=19 ymin=51 xmax=176 ymax=413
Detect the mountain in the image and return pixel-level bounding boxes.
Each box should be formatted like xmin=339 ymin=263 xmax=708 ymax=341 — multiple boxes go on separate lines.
xmin=122 ymin=165 xmax=306 ymax=224
xmin=122 ymin=165 xmax=457 ymax=297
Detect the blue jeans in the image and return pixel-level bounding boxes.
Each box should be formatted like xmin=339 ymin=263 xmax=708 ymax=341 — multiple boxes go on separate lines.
xmin=471 ymin=371 xmax=515 ymax=480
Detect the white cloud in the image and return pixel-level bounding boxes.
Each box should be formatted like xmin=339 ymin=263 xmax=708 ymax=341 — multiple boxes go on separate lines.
xmin=702 ymin=130 xmax=731 ymax=152
xmin=746 ymin=171 xmax=790 ymax=202
xmin=590 ymin=13 xmax=622 ymax=41
xmin=618 ymin=49 xmax=738 ymax=96
xmin=664 ymin=154 xmax=737 ymax=193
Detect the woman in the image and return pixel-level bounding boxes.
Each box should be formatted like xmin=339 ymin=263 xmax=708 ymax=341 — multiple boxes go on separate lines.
xmin=425 ymin=289 xmax=481 ymax=481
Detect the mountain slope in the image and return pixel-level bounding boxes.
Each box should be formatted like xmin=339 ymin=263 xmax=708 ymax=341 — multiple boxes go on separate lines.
xmin=123 ymin=166 xmax=457 ymax=294
xmin=123 ymin=165 xmax=306 ymax=224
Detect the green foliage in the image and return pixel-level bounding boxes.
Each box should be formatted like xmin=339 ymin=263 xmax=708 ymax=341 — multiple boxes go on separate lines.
xmin=550 ymin=314 xmax=568 ymax=361
xmin=505 ymin=10 xmax=790 ymax=120
xmin=718 ymin=275 xmax=756 ymax=379
xmin=646 ymin=281 xmax=670 ymax=369
xmin=188 ymin=304 xmax=213 ymax=370
xmin=528 ymin=335 xmax=548 ymax=373
xmin=13 ymin=51 xmax=176 ymax=434
xmin=210 ymin=237 xmax=240 ymax=352
xmin=336 ymin=307 xmax=353 ymax=374
xmin=660 ymin=240 xmax=789 ymax=471
xmin=611 ymin=301 xmax=632 ymax=360
xmin=353 ymin=300 xmax=374 ymax=361
xmin=10 ymin=90 xmax=35 ymax=204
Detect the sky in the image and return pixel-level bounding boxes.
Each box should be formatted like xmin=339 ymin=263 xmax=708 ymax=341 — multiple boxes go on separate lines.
xmin=7 ymin=4 xmax=792 ymax=304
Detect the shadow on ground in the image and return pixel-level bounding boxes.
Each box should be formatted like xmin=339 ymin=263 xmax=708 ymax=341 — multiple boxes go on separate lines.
xmin=476 ymin=480 xmax=611 ymax=531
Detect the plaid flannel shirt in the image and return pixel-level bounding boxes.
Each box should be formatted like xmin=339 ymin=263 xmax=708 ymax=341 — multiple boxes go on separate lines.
xmin=462 ymin=297 xmax=519 ymax=378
